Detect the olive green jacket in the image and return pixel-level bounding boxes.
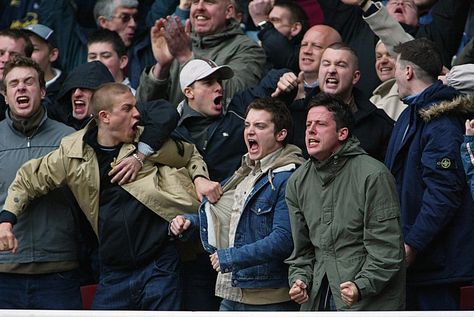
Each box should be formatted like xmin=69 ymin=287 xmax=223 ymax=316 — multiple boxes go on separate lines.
xmin=4 ymin=122 xmax=207 ymax=237
xmin=285 ymin=137 xmax=405 ymax=310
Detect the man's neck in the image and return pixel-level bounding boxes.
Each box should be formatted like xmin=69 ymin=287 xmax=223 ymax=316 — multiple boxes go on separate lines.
xmin=44 ymin=67 xmax=56 ymax=82
xmin=304 ymin=72 xmax=318 ymax=86
xmin=97 ymin=128 xmax=120 ymax=147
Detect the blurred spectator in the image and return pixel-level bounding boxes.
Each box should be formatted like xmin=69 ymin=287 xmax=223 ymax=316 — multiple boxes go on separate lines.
xmin=136 ymin=0 xmax=265 ymax=108
xmin=318 ymin=0 xmax=470 ymax=98
xmin=22 ymin=24 xmax=65 ymax=103
xmin=87 ymin=29 xmax=136 ymax=94
xmin=0 ymin=28 xmax=33 ymax=121
xmin=385 ymin=38 xmax=474 ymax=310
xmin=249 ymin=0 xmax=309 ymax=72
xmin=370 ymin=41 xmax=407 ymax=120
xmin=274 ymin=43 xmax=394 ymax=161
xmin=39 ymin=0 xmax=160 ymax=88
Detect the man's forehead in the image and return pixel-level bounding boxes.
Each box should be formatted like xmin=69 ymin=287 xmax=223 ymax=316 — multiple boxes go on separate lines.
xmin=5 ymin=66 xmax=38 ymax=80
xmin=322 ymin=48 xmax=351 ymax=61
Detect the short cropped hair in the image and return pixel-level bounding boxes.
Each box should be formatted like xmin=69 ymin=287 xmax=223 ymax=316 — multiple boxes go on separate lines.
xmin=1 ymin=56 xmax=45 ymax=91
xmin=307 ymin=92 xmax=355 ymax=137
xmin=90 ymin=82 xmax=132 ymax=118
xmin=394 ymin=38 xmax=442 ymax=82
xmin=94 ymin=0 xmax=139 ymax=25
xmin=274 ymin=0 xmax=309 ymax=35
xmin=245 ymin=97 xmax=293 ymax=146
xmin=0 ymin=29 xmax=34 ymax=58
xmin=88 ymin=29 xmax=127 ymax=57
xmin=325 ymin=42 xmax=359 ymax=70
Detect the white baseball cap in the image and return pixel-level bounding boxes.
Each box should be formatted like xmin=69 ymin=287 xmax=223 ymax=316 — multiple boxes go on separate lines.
xmin=179 ymin=58 xmax=234 ymax=93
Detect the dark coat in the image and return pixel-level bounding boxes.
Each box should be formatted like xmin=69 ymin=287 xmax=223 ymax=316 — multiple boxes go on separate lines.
xmin=385 ymin=82 xmax=474 ymax=285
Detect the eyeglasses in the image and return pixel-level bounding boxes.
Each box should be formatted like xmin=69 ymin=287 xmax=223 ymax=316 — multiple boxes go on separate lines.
xmin=110 ymin=13 xmax=139 ymax=23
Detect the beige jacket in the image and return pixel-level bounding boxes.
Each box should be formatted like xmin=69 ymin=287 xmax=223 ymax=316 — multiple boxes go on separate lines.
xmin=4 ymin=122 xmax=208 ymax=236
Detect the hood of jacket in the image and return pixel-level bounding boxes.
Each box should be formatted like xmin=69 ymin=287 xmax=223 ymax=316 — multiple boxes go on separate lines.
xmin=191 ymin=19 xmax=244 ymax=49
xmin=56 ymin=61 xmax=115 ymax=103
xmin=312 ymin=136 xmax=366 ymax=186
xmin=224 ymin=144 xmax=304 ymax=191
xmin=419 ymin=93 xmax=474 ymax=122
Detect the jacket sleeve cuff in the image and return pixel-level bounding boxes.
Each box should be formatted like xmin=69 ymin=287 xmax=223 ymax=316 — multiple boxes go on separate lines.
xmin=217 ymin=248 xmax=233 ymax=273
xmin=0 ymin=211 xmax=17 ymax=225
xmin=353 ymin=277 xmax=370 ymax=299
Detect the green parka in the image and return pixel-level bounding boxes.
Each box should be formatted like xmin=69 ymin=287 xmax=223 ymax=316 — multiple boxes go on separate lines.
xmin=285 ymin=137 xmax=405 ymax=310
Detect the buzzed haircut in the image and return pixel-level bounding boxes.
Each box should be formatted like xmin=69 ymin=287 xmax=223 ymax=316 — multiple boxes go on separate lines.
xmin=325 ymin=42 xmax=359 ymax=70
xmin=93 ymin=0 xmax=139 ymax=25
xmin=274 ymin=0 xmax=309 ymax=35
xmin=245 ymin=97 xmax=293 ymax=146
xmin=88 ymin=29 xmax=127 ymax=57
xmin=394 ymin=38 xmax=442 ymax=82
xmin=90 ymin=82 xmax=132 ymax=118
xmin=1 ymin=55 xmax=45 ymax=91
xmin=307 ymin=92 xmax=355 ymax=137
xmin=0 ymin=29 xmax=34 ymax=58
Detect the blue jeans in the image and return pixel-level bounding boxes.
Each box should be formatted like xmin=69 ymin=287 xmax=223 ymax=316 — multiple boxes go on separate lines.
xmin=220 ymin=299 xmax=299 ymax=311
xmin=0 ymin=270 xmax=82 ymax=309
xmin=92 ymin=242 xmax=182 ymax=310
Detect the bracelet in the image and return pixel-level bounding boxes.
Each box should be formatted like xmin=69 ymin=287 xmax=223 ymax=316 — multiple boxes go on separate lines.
xmin=132 ymin=153 xmax=144 ymax=167
xmin=359 ymin=0 xmax=369 ymax=7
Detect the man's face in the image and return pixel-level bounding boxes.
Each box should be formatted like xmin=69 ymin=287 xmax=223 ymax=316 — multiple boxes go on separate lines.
xmin=29 ymin=35 xmax=56 ymax=74
xmin=3 ymin=66 xmax=45 ymax=118
xmin=0 ymin=36 xmax=27 ymax=79
xmin=102 ymin=6 xmax=138 ymax=47
xmin=190 ymin=0 xmax=233 ymax=36
xmin=394 ymin=55 xmax=409 ymax=98
xmin=185 ymin=75 xmax=224 ymax=117
xmin=269 ymin=6 xmax=295 ymax=40
xmin=244 ymin=109 xmax=285 ymax=161
xmin=305 ymin=106 xmax=343 ymax=161
xmin=318 ymin=48 xmax=360 ymax=101
xmin=88 ymin=42 xmax=126 ymax=82
xmin=386 ymin=0 xmax=418 ymax=27
xmin=106 ymin=91 xmax=140 ymax=144
xmin=71 ymin=87 xmax=94 ymax=120
xmin=299 ymin=27 xmax=340 ymax=77
xmin=375 ymin=42 xmax=396 ymax=82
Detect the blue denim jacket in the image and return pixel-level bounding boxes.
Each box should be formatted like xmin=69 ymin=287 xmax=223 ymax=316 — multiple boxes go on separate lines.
xmin=187 ymin=166 xmax=295 ymax=289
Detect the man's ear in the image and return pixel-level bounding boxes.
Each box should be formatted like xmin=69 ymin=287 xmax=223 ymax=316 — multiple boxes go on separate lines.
xmin=289 ymin=22 xmax=302 ymax=39
xmin=119 ymin=54 xmax=129 ymax=71
xmin=406 ymin=64 xmax=415 ymax=80
xmin=97 ymin=16 xmax=109 ymax=29
xmin=225 ymin=2 xmax=236 ymax=20
xmin=49 ymin=48 xmax=59 ymax=63
xmin=276 ymin=128 xmax=288 ymax=143
xmin=338 ymin=127 xmax=349 ymax=142
xmin=352 ymin=70 xmax=361 ymax=86
xmin=40 ymin=87 xmax=46 ymax=99
xmin=98 ymin=110 xmax=110 ymax=124
xmin=183 ymin=87 xmax=194 ymax=100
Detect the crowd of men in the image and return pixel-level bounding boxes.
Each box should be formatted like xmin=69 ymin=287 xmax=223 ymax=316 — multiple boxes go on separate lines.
xmin=0 ymin=0 xmax=473 ymax=312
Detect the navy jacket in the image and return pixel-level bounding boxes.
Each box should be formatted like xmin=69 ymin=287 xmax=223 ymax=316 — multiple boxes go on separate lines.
xmin=385 ymin=81 xmax=474 ymax=285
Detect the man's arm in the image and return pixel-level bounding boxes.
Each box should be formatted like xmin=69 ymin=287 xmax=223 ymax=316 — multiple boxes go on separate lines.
xmin=2 ymin=146 xmax=69 ymax=219
xmin=405 ymin=118 xmax=466 ymax=253
xmin=284 ymin=174 xmax=314 ymax=289
xmin=350 ymin=170 xmax=405 ymax=300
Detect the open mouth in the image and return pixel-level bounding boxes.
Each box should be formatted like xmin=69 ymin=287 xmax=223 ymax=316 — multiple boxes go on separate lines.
xmin=394 ymin=7 xmax=404 ymax=14
xmin=195 ymin=15 xmax=208 ymax=21
xmin=73 ymin=100 xmax=87 ymax=114
xmin=325 ymin=77 xmax=339 ymax=88
xmin=16 ymin=96 xmax=30 ymax=105
xmin=213 ymin=95 xmax=222 ymax=105
xmin=307 ymin=138 xmax=320 ymax=147
xmin=248 ymin=138 xmax=258 ymax=152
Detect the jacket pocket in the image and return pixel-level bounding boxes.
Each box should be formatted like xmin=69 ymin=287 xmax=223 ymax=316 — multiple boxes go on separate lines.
xmin=249 ymin=199 xmax=274 ymax=236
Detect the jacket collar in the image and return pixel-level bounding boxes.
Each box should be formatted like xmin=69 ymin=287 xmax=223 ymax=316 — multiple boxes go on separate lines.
xmin=191 ymin=19 xmax=243 ymax=49
xmin=311 ymin=136 xmax=366 ymax=186
xmin=419 ymin=93 xmax=474 ymax=122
